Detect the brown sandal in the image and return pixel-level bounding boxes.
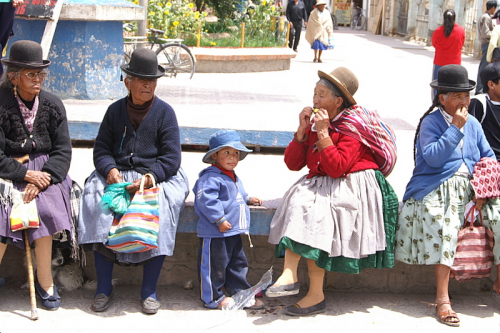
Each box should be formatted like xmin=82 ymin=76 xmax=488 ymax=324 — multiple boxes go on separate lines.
xmin=493 ymin=282 xmax=500 ymax=296
xmin=435 ymin=301 xmax=460 ymax=327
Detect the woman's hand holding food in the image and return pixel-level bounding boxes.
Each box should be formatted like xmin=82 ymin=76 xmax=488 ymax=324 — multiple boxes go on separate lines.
xmin=297 ymin=107 xmax=314 ymax=142
xmin=313 ymin=108 xmax=330 ymax=140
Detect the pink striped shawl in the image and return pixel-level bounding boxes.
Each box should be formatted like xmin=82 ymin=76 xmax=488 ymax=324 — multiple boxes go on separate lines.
xmin=330 ymin=105 xmax=398 ymax=177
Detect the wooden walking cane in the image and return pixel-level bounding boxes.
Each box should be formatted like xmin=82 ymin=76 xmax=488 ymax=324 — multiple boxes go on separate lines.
xmin=24 ymin=231 xmax=39 ymax=320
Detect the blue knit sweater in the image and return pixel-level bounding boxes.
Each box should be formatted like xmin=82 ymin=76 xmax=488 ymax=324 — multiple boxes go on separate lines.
xmin=403 ymin=110 xmax=494 ymax=201
xmin=193 ymin=166 xmax=251 ymax=238
xmin=93 ymin=97 xmax=181 ymax=182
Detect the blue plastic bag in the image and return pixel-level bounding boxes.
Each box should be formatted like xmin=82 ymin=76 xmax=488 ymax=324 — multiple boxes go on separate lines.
xmin=328 ymin=37 xmax=335 ymax=50
xmin=101 ymin=183 xmax=132 ymax=215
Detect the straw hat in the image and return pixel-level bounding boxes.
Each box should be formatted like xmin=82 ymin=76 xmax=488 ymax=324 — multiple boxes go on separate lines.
xmin=318 ymin=67 xmax=358 ymax=106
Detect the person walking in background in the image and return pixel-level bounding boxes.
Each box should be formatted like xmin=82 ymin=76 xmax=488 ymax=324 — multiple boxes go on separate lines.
xmin=431 ymin=9 xmax=465 ymax=99
xmin=305 ymin=0 xmax=333 ymax=63
xmin=304 ymin=0 xmax=316 ymax=20
xmin=286 ymin=0 xmax=308 ymax=52
xmin=476 ymin=0 xmax=497 ymax=95
xmin=486 ymin=11 xmax=500 ymax=63
xmin=0 ymin=0 xmax=23 ymax=78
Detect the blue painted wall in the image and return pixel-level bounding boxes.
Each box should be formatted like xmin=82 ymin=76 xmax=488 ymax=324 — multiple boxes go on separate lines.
xmin=9 ymin=20 xmax=127 ymax=99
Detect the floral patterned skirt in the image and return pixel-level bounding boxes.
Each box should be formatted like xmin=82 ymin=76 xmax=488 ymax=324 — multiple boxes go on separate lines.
xmin=395 ymin=175 xmax=500 ymax=267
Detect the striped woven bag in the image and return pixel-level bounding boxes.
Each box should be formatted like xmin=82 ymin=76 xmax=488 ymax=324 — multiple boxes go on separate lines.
xmin=106 ymin=173 xmax=160 ymax=253
xmin=450 ymin=206 xmax=494 ymax=282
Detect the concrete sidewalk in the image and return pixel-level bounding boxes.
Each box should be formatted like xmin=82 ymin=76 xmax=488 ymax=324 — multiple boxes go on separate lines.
xmin=1 ymin=284 xmax=499 ymax=332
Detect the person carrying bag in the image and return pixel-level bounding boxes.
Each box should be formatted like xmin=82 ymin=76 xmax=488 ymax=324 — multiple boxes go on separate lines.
xmin=106 ymin=173 xmax=159 ymax=253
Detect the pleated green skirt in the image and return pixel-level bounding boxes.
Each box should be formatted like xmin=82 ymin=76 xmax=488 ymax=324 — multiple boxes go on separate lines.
xmin=275 ymin=171 xmax=399 ymax=274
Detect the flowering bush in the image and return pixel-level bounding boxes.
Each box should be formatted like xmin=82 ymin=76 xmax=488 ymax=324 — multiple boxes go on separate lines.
xmin=127 ymin=0 xmax=206 ymax=39
xmin=149 ymin=0 xmax=207 ymax=39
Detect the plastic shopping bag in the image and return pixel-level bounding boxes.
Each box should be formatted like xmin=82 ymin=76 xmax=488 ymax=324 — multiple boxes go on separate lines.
xmin=10 ymin=189 xmax=40 ymax=232
xmin=101 ymin=182 xmax=132 ymax=215
xmin=328 ymin=37 xmax=335 ymax=50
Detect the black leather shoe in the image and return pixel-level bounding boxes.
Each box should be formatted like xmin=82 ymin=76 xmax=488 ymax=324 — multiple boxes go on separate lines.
xmin=35 ymin=280 xmax=60 ymax=311
xmin=91 ymin=293 xmax=112 ymax=312
xmin=141 ymin=297 xmax=160 ymax=314
xmin=284 ymin=300 xmax=326 ymax=316
xmin=265 ymin=282 xmax=300 ymax=297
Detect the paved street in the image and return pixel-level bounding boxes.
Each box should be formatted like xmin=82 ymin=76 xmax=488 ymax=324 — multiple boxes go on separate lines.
xmin=2 ymin=27 xmax=500 ymax=332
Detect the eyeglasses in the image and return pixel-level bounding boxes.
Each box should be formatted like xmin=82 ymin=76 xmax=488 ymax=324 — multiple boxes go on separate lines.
xmin=18 ymin=72 xmax=48 ymax=79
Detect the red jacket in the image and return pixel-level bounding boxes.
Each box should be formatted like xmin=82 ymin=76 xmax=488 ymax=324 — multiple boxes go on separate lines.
xmin=432 ymin=23 xmax=465 ymax=66
xmin=284 ymin=127 xmax=379 ymax=179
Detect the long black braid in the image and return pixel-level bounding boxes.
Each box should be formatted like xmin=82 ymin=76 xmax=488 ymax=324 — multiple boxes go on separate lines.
xmin=443 ymin=9 xmax=456 ymax=37
xmin=413 ymin=93 xmax=445 ymax=164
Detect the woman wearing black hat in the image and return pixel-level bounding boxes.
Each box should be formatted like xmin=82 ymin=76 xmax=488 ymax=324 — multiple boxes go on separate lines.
xmin=395 ymin=64 xmax=500 ymax=327
xmin=0 ymin=40 xmax=74 ymax=310
xmin=78 ymin=48 xmax=188 ymax=314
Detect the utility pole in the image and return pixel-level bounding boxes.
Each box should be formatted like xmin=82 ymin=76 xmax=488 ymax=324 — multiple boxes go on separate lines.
xmin=138 ymin=0 xmax=148 ymax=47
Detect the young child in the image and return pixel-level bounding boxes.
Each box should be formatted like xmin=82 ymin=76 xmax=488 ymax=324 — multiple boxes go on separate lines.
xmin=193 ymin=130 xmax=264 ymax=310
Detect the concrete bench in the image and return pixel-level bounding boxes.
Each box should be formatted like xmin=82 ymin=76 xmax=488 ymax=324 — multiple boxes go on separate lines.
xmin=190 ymin=47 xmax=297 ymax=73
xmin=68 ymin=121 xmax=293 ymax=236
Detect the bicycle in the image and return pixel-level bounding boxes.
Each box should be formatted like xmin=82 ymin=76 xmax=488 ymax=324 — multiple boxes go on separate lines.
xmin=331 ymin=12 xmax=339 ymax=30
xmin=124 ymin=26 xmax=195 ymax=80
xmin=350 ymin=6 xmax=367 ymax=31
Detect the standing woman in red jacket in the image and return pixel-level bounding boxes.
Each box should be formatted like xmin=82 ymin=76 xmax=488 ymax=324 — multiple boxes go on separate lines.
xmin=431 ymin=9 xmax=465 ymax=98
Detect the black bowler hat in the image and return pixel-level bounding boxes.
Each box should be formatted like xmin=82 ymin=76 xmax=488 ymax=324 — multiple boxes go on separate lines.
xmin=1 ymin=40 xmax=50 ymax=69
xmin=430 ymin=64 xmax=475 ymax=92
xmin=120 ymin=48 xmax=164 ymax=79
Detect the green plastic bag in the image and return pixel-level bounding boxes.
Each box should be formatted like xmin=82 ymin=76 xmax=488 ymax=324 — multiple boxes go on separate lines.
xmin=101 ymin=183 xmax=132 ymax=215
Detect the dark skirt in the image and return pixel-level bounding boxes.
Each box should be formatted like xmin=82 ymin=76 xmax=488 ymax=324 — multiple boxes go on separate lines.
xmin=275 ymin=171 xmax=398 ymax=274
xmin=0 ymin=153 xmax=73 ymax=249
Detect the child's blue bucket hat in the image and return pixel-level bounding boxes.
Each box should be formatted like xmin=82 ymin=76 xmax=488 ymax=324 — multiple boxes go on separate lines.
xmin=202 ymin=130 xmax=252 ymax=164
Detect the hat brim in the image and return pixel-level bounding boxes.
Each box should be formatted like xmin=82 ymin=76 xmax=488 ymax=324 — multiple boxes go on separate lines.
xmin=318 ymin=70 xmax=357 ymax=106
xmin=120 ymin=64 xmax=165 ymax=79
xmin=202 ymin=142 xmax=252 ymax=164
xmin=1 ymin=59 xmax=50 ymax=69
xmin=429 ymin=79 xmax=476 ymax=92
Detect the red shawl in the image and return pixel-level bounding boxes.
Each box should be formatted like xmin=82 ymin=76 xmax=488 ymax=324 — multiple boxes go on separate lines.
xmin=330 ymin=105 xmax=398 ymax=176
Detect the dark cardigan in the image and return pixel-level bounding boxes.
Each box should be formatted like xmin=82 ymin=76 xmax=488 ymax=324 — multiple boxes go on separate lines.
xmin=93 ymin=97 xmax=181 ymax=183
xmin=0 ymin=88 xmax=72 ymax=184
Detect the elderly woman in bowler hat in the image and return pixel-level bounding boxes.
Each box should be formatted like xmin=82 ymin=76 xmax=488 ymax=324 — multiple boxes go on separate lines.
xmin=0 ymin=40 xmax=74 ymax=310
xmin=395 ymin=64 xmax=500 ymax=327
xmin=267 ymin=67 xmax=398 ymax=316
xmin=78 ymin=48 xmax=189 ymax=314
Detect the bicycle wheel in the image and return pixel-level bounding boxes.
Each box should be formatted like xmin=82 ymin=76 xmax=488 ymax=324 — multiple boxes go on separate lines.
xmin=155 ymin=43 xmax=195 ymax=80
xmin=331 ymin=13 xmax=338 ymax=29
xmin=355 ymin=15 xmax=367 ymax=30
xmin=351 ymin=15 xmax=358 ymax=29
xmin=124 ymin=43 xmax=135 ymax=63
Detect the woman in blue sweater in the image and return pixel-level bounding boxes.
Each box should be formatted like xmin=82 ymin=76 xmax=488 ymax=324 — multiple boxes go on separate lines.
xmin=78 ymin=48 xmax=189 ymax=314
xmin=396 ymin=65 xmax=500 ymax=327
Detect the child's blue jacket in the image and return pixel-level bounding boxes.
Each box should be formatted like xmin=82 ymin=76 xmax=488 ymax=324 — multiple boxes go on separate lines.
xmin=193 ymin=166 xmax=251 ymax=238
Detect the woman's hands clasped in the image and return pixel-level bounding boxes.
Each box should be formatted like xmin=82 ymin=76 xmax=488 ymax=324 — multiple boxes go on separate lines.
xmin=23 ymin=170 xmax=51 ymax=203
